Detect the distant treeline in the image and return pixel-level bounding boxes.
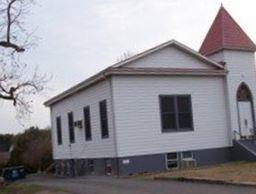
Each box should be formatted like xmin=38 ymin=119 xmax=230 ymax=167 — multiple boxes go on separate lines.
xmin=0 ymin=134 xmax=13 ymax=152
xmin=0 ymin=127 xmax=53 ymax=174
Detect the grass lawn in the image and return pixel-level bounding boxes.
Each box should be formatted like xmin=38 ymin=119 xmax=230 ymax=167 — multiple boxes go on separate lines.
xmin=145 ymin=162 xmax=256 ymax=183
xmin=0 ymin=183 xmax=70 ymax=194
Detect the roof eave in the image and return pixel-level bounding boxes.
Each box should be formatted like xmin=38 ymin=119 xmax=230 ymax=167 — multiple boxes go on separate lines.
xmin=204 ymin=46 xmax=256 ymax=57
xmin=44 ymin=68 xmax=227 ymax=107
xmin=44 ymin=68 xmax=112 ymax=107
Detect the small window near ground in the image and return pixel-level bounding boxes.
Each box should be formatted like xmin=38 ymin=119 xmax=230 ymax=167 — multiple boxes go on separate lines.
xmin=88 ymin=159 xmax=94 ymax=174
xmin=166 ymin=153 xmax=178 ymax=169
xmin=99 ymin=100 xmax=109 ymax=138
xmin=56 ymin=116 xmax=62 ymax=145
xmin=182 ymin=151 xmax=193 ymax=159
xmin=105 ymin=159 xmax=112 ymax=175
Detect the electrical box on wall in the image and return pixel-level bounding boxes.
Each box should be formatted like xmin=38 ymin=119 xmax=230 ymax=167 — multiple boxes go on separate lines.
xmin=74 ymin=120 xmax=83 ymax=129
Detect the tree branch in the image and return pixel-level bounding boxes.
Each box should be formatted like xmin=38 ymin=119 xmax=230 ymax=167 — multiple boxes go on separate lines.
xmin=7 ymin=0 xmax=17 ymax=42
xmin=0 ymin=0 xmax=46 ymax=119
xmin=0 ymin=40 xmax=25 ymax=52
xmin=0 ymin=0 xmax=25 ymax=52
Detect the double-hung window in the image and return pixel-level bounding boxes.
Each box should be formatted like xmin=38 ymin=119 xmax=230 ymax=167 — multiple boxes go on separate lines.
xmin=160 ymin=95 xmax=193 ymax=132
xmin=68 ymin=112 xmax=75 ymax=143
xmin=99 ymin=100 xmax=109 ymax=138
xmin=166 ymin=153 xmax=178 ymax=169
xmin=56 ymin=116 xmax=62 ymax=145
xmin=84 ymin=106 xmax=92 ymax=141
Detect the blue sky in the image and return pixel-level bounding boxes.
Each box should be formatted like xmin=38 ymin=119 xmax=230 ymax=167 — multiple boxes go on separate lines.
xmin=1 ymin=0 xmax=256 ymax=134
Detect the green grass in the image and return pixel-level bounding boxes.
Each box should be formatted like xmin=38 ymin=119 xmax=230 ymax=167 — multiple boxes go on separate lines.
xmin=0 ymin=184 xmax=44 ymax=194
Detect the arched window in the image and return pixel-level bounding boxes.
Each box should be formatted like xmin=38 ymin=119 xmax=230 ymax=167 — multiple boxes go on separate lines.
xmin=237 ymin=83 xmax=252 ymax=102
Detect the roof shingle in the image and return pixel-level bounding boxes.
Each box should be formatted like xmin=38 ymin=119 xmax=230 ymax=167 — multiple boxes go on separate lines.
xmin=199 ymin=6 xmax=256 ymax=56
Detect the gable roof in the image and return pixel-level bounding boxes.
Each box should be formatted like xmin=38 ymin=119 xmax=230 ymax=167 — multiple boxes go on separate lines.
xmin=113 ymin=39 xmax=224 ymax=69
xmin=44 ymin=39 xmax=226 ymax=107
xmin=199 ymin=6 xmax=256 ymax=56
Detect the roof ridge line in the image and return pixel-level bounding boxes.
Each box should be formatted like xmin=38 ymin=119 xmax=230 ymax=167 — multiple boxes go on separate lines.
xmin=220 ymin=7 xmax=224 ymax=51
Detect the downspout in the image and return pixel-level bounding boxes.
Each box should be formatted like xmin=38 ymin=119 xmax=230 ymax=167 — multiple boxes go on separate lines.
xmin=109 ymin=76 xmax=120 ymax=176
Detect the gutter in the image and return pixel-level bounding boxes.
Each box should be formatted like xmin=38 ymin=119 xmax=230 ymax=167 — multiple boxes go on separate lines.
xmin=44 ymin=68 xmax=227 ymax=107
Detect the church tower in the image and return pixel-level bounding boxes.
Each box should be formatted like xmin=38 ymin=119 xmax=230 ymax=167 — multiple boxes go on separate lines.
xmin=200 ymin=6 xmax=256 ymax=139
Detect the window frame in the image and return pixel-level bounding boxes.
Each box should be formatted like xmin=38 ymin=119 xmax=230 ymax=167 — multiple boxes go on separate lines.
xmin=56 ymin=116 xmax=62 ymax=145
xmin=105 ymin=158 xmax=112 ymax=175
xmin=68 ymin=112 xmax=75 ymax=144
xmin=99 ymin=100 xmax=109 ymax=139
xmin=166 ymin=153 xmax=179 ymax=170
xmin=181 ymin=151 xmax=194 ymax=160
xmin=159 ymin=95 xmax=194 ymax=133
xmin=83 ymin=106 xmax=92 ymax=141
xmin=88 ymin=159 xmax=95 ymax=174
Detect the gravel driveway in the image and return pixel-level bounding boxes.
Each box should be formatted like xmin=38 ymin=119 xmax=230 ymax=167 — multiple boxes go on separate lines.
xmin=21 ymin=175 xmax=256 ymax=194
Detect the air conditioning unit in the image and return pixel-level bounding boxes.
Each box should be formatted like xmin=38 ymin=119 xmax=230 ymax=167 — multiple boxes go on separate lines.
xmin=74 ymin=120 xmax=83 ymax=129
xmin=181 ymin=158 xmax=197 ymax=169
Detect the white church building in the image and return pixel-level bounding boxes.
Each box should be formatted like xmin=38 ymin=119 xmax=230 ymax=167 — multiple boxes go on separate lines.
xmin=45 ymin=6 xmax=256 ymax=176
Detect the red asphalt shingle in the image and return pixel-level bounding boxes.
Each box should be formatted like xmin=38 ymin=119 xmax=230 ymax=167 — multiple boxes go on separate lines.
xmin=199 ymin=6 xmax=256 ymax=56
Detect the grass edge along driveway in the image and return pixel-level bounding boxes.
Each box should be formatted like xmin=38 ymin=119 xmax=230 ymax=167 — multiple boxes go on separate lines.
xmin=0 ymin=183 xmax=70 ymax=194
xmin=142 ymin=162 xmax=256 ymax=184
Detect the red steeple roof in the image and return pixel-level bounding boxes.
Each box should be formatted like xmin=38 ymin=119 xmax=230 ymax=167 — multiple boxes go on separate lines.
xmin=199 ymin=6 xmax=256 ymax=56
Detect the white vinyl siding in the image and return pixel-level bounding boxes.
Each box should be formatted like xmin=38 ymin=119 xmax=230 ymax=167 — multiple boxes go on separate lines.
xmin=112 ymin=75 xmax=230 ymax=157
xmin=125 ymin=46 xmax=215 ymax=69
xmin=48 ymin=41 xmax=236 ymax=161
xmin=50 ymin=79 xmax=116 ymax=159
xmin=209 ymin=51 xmax=256 ymax=141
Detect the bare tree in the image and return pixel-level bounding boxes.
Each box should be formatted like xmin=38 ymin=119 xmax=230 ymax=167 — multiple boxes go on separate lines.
xmin=21 ymin=128 xmax=52 ymax=172
xmin=116 ymin=51 xmax=134 ymax=62
xmin=0 ymin=0 xmax=47 ymax=119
